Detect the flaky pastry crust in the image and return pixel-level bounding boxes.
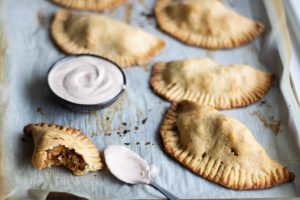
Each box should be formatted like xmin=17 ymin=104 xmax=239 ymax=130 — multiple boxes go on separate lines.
xmin=51 ymin=10 xmax=165 ymax=67
xmin=160 ymin=100 xmax=295 ymax=190
xmin=155 ymin=0 xmax=265 ymax=49
xmin=24 ymin=123 xmax=103 ymax=176
xmin=151 ymin=58 xmax=273 ymax=109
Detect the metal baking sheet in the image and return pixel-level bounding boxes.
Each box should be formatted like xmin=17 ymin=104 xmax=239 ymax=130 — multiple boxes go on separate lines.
xmin=0 ymin=0 xmax=299 ymax=199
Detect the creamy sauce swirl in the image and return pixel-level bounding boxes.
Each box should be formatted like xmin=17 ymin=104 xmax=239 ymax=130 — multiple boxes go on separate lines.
xmin=48 ymin=56 xmax=125 ymax=105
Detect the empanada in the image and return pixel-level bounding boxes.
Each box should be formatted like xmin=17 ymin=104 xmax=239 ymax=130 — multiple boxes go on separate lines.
xmin=150 ymin=58 xmax=272 ymax=109
xmin=155 ymin=0 xmax=265 ymax=49
xmin=160 ymin=100 xmax=295 ymax=189
xmin=51 ymin=0 xmax=125 ymax=12
xmin=24 ymin=123 xmax=103 ymax=176
xmin=51 ymin=10 xmax=165 ymax=67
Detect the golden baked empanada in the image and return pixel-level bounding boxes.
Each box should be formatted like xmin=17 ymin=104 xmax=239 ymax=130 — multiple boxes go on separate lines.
xmin=24 ymin=123 xmax=103 ymax=176
xmin=155 ymin=0 xmax=265 ymax=49
xmin=160 ymin=100 xmax=294 ymax=189
xmin=151 ymin=58 xmax=272 ymax=109
xmin=51 ymin=10 xmax=165 ymax=67
xmin=51 ymin=0 xmax=125 ymax=12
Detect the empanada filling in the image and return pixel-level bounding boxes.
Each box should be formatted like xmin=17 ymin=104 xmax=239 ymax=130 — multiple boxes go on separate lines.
xmin=45 ymin=145 xmax=87 ymax=172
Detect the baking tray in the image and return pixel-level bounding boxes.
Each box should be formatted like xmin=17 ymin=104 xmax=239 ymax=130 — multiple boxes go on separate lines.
xmin=0 ymin=0 xmax=299 ymax=199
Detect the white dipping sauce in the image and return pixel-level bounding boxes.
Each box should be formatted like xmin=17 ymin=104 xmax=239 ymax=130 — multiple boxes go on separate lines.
xmin=104 ymin=145 xmax=158 ymax=185
xmin=48 ymin=56 xmax=125 ymax=105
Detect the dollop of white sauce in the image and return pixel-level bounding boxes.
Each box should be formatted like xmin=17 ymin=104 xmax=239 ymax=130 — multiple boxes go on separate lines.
xmin=104 ymin=145 xmax=158 ymax=185
xmin=48 ymin=56 xmax=125 ymax=105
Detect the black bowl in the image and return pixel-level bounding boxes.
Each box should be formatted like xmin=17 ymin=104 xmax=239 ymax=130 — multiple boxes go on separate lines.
xmin=47 ymin=54 xmax=126 ymax=112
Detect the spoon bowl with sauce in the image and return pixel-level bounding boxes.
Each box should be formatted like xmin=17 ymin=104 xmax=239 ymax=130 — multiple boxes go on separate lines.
xmin=47 ymin=54 xmax=126 ymax=111
xmin=104 ymin=145 xmax=179 ymax=200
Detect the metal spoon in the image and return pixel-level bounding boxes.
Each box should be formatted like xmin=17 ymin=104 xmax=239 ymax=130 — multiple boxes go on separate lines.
xmin=104 ymin=145 xmax=179 ymax=200
xmin=148 ymin=181 xmax=179 ymax=200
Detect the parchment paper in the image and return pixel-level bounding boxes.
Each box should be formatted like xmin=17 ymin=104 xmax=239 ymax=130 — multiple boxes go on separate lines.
xmin=0 ymin=0 xmax=299 ymax=199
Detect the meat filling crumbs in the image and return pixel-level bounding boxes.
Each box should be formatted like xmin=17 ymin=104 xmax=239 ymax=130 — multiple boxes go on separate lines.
xmin=46 ymin=145 xmax=87 ymax=172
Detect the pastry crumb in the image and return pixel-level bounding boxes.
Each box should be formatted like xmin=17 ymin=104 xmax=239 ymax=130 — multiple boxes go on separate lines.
xmin=36 ymin=107 xmax=44 ymax=115
xmin=142 ymin=118 xmax=147 ymax=124
xmin=141 ymin=12 xmax=155 ymax=20
xmin=104 ymin=133 xmax=111 ymax=136
xmin=91 ymin=132 xmax=97 ymax=137
xmin=37 ymin=11 xmax=46 ymax=28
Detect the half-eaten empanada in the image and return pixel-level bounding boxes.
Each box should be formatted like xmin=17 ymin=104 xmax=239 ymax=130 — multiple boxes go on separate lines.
xmin=160 ymin=100 xmax=294 ymax=189
xmin=151 ymin=58 xmax=272 ymax=109
xmin=51 ymin=10 xmax=165 ymax=67
xmin=155 ymin=0 xmax=265 ymax=49
xmin=24 ymin=123 xmax=103 ymax=176
xmin=51 ymin=0 xmax=125 ymax=12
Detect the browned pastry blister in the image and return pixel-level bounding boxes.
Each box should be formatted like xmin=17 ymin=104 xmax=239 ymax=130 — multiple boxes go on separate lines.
xmin=24 ymin=123 xmax=103 ymax=176
xmin=51 ymin=10 xmax=165 ymax=67
xmin=160 ymin=100 xmax=295 ymax=190
xmin=51 ymin=0 xmax=126 ymax=12
xmin=155 ymin=0 xmax=265 ymax=49
xmin=150 ymin=58 xmax=273 ymax=109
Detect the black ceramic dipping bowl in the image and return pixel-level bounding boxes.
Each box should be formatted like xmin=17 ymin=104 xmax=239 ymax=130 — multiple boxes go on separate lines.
xmin=47 ymin=54 xmax=126 ymax=112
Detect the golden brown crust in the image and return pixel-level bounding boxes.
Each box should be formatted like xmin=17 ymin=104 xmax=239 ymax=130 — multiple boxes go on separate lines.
xmin=51 ymin=10 xmax=165 ymax=67
xmin=24 ymin=123 xmax=86 ymax=137
xmin=24 ymin=123 xmax=104 ymax=176
xmin=51 ymin=0 xmax=126 ymax=12
xmin=155 ymin=0 xmax=265 ymax=49
xmin=160 ymin=100 xmax=295 ymax=190
xmin=150 ymin=58 xmax=273 ymax=109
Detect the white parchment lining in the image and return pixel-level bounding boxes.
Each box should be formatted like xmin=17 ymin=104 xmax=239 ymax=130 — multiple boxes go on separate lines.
xmin=0 ymin=0 xmax=299 ymax=199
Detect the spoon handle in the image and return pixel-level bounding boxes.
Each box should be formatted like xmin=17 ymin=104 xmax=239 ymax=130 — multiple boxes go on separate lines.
xmin=149 ymin=182 xmax=179 ymax=200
